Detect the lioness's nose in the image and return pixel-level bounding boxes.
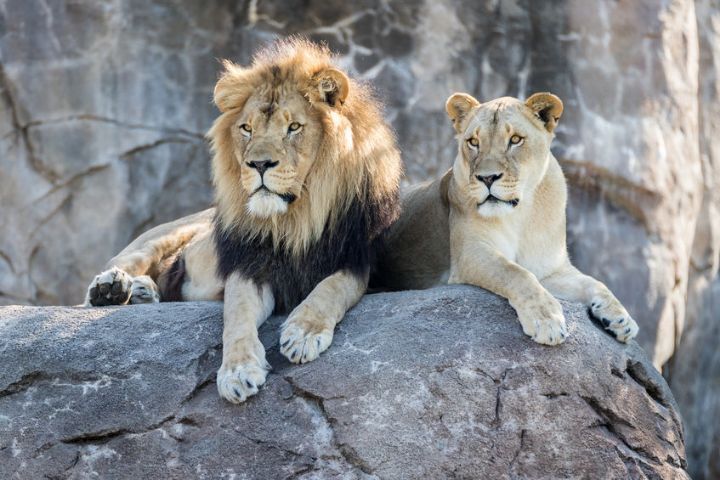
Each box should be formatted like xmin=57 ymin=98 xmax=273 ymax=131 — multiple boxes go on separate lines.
xmin=476 ymin=173 xmax=503 ymax=187
xmin=247 ymin=159 xmax=279 ymax=176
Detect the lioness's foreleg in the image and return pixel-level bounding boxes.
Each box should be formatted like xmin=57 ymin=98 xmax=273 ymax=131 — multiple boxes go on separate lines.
xmin=280 ymin=269 xmax=368 ymax=364
xmin=541 ymin=264 xmax=638 ymax=343
xmin=450 ymin=246 xmax=567 ymax=345
xmin=216 ymin=273 xmax=274 ymax=404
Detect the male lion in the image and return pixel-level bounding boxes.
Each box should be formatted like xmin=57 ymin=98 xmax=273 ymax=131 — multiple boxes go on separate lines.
xmin=84 ymin=40 xmax=402 ymax=403
xmin=373 ymin=92 xmax=639 ymax=345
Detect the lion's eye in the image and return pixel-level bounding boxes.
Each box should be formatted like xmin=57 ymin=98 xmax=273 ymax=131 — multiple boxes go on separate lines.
xmin=466 ymin=138 xmax=479 ymax=148
xmin=239 ymin=123 xmax=252 ymax=135
xmin=510 ymin=134 xmax=524 ymax=145
xmin=288 ymin=122 xmax=302 ymax=134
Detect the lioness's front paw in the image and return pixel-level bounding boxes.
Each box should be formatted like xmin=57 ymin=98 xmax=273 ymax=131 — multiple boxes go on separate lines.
xmin=279 ymin=305 xmax=334 ymax=364
xmin=217 ymin=355 xmax=269 ymax=404
xmin=515 ymin=293 xmax=567 ymax=346
xmin=589 ymin=295 xmax=638 ymax=343
xmin=85 ymin=267 xmax=133 ymax=306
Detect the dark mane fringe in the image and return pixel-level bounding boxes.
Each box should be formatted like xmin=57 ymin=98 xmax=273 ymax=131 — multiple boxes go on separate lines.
xmin=159 ymin=254 xmax=186 ymax=302
xmin=214 ymin=183 xmax=399 ymax=313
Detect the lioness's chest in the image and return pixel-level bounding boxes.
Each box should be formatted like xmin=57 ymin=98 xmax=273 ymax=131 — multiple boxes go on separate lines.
xmin=515 ymin=242 xmax=565 ymax=280
xmin=472 ymin=218 xmax=564 ymax=280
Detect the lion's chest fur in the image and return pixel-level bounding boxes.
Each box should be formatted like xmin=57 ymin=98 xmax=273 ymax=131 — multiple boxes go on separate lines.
xmin=214 ymin=198 xmax=380 ymax=313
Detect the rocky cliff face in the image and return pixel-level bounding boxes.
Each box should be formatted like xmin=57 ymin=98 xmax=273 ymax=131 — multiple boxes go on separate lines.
xmin=0 ymin=287 xmax=688 ymax=479
xmin=0 ymin=0 xmax=717 ymax=476
xmin=666 ymin=2 xmax=720 ymax=478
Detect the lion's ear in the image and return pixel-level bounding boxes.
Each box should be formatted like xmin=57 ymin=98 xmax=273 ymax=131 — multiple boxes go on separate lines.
xmin=446 ymin=93 xmax=480 ymax=132
xmin=525 ymin=92 xmax=563 ymax=132
xmin=213 ymin=60 xmax=252 ymax=113
xmin=313 ymin=68 xmax=349 ymax=107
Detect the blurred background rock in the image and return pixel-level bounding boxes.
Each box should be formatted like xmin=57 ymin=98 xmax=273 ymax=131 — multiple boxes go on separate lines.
xmin=0 ymin=0 xmax=717 ymax=477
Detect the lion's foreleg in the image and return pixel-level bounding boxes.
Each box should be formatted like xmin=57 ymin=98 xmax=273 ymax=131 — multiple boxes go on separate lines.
xmin=449 ymin=244 xmax=567 ymax=345
xmin=216 ymin=273 xmax=274 ymax=404
xmin=279 ymin=269 xmax=368 ymax=364
xmin=541 ymin=264 xmax=638 ymax=343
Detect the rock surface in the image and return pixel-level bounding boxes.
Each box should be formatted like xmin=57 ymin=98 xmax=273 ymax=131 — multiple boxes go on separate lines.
xmin=0 ymin=286 xmax=687 ymax=479
xmin=1 ymin=0 xmax=718 ymax=475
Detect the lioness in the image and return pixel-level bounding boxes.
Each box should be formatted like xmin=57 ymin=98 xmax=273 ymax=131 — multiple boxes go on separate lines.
xmin=373 ymin=92 xmax=639 ymax=345
xmin=85 ymin=40 xmax=402 ymax=403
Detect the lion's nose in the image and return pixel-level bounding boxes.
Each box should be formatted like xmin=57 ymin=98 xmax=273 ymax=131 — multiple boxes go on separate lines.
xmin=247 ymin=159 xmax=279 ymax=176
xmin=476 ymin=173 xmax=503 ymax=187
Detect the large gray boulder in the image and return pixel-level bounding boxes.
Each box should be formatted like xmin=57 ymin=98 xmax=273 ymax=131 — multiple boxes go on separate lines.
xmin=0 ymin=286 xmax=687 ymax=479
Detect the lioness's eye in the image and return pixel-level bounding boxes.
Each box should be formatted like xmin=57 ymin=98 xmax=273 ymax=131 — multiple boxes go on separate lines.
xmin=510 ymin=134 xmax=523 ymax=145
xmin=240 ymin=123 xmax=252 ymax=134
xmin=288 ymin=122 xmax=302 ymax=133
xmin=466 ymin=138 xmax=479 ymax=148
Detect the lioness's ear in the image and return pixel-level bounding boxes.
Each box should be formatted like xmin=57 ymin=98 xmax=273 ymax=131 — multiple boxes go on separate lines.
xmin=525 ymin=92 xmax=563 ymax=132
xmin=213 ymin=60 xmax=252 ymax=113
xmin=446 ymin=93 xmax=481 ymax=132
xmin=314 ymin=68 xmax=349 ymax=107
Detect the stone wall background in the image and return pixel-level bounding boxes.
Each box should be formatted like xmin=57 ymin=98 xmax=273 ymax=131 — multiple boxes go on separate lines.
xmin=0 ymin=0 xmax=717 ymax=477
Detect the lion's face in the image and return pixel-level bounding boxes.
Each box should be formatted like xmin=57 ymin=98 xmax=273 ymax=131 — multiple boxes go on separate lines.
xmin=211 ymin=55 xmax=353 ymax=222
xmin=231 ymin=90 xmax=324 ymax=218
xmin=446 ymin=92 xmax=563 ymax=218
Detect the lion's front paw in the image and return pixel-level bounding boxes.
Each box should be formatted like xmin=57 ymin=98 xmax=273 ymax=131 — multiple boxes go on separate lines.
xmin=85 ymin=267 xmax=133 ymax=306
xmin=515 ymin=292 xmax=567 ymax=346
xmin=589 ymin=295 xmax=638 ymax=343
xmin=217 ymin=350 xmax=269 ymax=404
xmin=129 ymin=275 xmax=160 ymax=304
xmin=279 ymin=305 xmax=334 ymax=364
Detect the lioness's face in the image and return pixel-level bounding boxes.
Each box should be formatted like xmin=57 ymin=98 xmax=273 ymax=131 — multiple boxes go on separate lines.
xmin=231 ymin=90 xmax=324 ymax=218
xmin=446 ymin=92 xmax=563 ymax=218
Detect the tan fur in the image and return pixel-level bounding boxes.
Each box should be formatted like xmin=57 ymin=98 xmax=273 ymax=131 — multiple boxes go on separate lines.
xmin=178 ymin=229 xmax=223 ymax=301
xmin=377 ymin=92 xmax=638 ymax=345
